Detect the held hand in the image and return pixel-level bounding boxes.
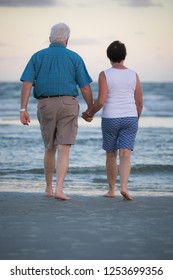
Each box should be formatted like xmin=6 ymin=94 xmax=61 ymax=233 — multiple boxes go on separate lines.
xmin=82 ymin=111 xmax=93 ymax=122
xmin=20 ymin=111 xmax=30 ymax=125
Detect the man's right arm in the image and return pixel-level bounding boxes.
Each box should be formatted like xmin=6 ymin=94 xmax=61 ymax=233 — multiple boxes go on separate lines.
xmin=80 ymin=84 xmax=93 ymax=109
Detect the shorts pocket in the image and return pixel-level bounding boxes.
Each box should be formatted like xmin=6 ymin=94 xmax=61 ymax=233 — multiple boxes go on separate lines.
xmin=37 ymin=99 xmax=48 ymax=110
xmin=37 ymin=104 xmax=47 ymax=110
xmin=62 ymin=98 xmax=79 ymax=116
xmin=62 ymin=97 xmax=77 ymax=105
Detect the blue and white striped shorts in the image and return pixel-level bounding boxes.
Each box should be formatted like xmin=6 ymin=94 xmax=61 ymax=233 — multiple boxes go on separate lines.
xmin=101 ymin=117 xmax=138 ymax=152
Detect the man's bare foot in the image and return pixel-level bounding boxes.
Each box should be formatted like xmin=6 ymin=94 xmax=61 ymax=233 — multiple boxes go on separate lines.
xmin=54 ymin=191 xmax=71 ymax=200
xmin=103 ymin=191 xmax=115 ymax=198
xmin=45 ymin=188 xmax=54 ymax=197
xmin=120 ymin=190 xmax=133 ymax=201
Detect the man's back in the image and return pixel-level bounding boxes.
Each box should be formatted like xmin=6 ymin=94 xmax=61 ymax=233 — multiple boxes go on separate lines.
xmin=21 ymin=43 xmax=92 ymax=98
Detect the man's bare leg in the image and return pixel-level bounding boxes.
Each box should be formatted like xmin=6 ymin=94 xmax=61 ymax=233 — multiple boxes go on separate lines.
xmin=44 ymin=146 xmax=56 ymax=197
xmin=54 ymin=144 xmax=71 ymax=200
xmin=104 ymin=151 xmax=117 ymax=197
xmin=119 ymin=148 xmax=133 ymax=200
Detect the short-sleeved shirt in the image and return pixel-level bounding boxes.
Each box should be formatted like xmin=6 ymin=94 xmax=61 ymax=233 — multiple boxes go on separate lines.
xmin=20 ymin=43 xmax=92 ymax=99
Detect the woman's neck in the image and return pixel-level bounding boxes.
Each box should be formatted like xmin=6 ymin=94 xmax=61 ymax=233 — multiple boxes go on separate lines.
xmin=111 ymin=61 xmax=127 ymax=69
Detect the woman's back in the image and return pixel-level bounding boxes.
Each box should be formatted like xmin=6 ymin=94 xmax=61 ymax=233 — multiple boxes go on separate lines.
xmin=102 ymin=67 xmax=138 ymax=118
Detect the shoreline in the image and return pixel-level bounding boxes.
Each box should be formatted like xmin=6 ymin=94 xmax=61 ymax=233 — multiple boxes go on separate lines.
xmin=0 ymin=192 xmax=173 ymax=260
xmin=0 ymin=179 xmax=173 ymax=198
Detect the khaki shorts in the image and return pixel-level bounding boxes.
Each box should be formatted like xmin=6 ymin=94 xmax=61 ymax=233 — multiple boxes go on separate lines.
xmin=37 ymin=96 xmax=79 ymax=149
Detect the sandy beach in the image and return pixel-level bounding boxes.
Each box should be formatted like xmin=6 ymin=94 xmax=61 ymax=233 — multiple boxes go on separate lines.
xmin=0 ymin=191 xmax=173 ymax=260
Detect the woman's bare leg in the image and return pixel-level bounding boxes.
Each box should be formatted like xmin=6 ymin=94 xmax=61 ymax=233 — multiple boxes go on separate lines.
xmin=119 ymin=148 xmax=133 ymax=200
xmin=104 ymin=151 xmax=117 ymax=197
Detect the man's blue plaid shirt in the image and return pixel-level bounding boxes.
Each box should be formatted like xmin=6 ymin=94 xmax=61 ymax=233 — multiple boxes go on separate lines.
xmin=20 ymin=43 xmax=92 ymax=99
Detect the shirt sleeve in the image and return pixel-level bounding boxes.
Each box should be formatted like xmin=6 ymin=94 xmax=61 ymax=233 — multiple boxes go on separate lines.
xmin=75 ymin=58 xmax=92 ymax=88
xmin=20 ymin=55 xmax=36 ymax=83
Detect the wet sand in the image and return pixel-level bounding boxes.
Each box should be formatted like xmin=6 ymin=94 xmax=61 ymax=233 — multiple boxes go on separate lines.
xmin=0 ymin=192 xmax=173 ymax=260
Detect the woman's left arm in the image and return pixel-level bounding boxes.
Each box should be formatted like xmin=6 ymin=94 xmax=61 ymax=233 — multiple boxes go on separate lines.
xmin=134 ymin=74 xmax=143 ymax=119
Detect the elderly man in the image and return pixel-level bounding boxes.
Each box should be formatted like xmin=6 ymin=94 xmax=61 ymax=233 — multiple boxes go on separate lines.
xmin=20 ymin=23 xmax=93 ymax=200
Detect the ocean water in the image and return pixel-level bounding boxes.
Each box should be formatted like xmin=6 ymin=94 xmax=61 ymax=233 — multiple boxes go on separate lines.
xmin=0 ymin=82 xmax=173 ymax=196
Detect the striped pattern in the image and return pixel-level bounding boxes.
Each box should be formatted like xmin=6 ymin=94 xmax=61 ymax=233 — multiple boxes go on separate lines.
xmin=102 ymin=117 xmax=138 ymax=152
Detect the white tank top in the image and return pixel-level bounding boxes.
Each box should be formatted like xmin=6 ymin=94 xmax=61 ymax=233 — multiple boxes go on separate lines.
xmin=102 ymin=67 xmax=138 ymax=118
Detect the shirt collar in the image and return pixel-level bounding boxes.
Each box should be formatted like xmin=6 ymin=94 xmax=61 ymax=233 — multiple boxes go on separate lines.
xmin=49 ymin=43 xmax=66 ymax=48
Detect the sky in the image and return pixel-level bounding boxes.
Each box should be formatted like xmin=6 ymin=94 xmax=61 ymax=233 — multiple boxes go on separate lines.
xmin=0 ymin=0 xmax=173 ymax=82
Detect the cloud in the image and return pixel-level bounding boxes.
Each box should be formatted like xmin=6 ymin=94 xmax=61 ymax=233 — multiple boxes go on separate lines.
xmin=70 ymin=38 xmax=100 ymax=45
xmin=134 ymin=31 xmax=146 ymax=36
xmin=0 ymin=42 xmax=5 ymax=46
xmin=0 ymin=0 xmax=63 ymax=7
xmin=0 ymin=42 xmax=10 ymax=47
xmin=117 ymin=0 xmax=163 ymax=7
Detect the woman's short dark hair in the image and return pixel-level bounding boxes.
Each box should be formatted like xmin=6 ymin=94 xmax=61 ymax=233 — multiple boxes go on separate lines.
xmin=107 ymin=40 xmax=127 ymax=63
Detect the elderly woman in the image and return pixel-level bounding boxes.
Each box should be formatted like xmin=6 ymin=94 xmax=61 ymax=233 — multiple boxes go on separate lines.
xmin=83 ymin=40 xmax=143 ymax=200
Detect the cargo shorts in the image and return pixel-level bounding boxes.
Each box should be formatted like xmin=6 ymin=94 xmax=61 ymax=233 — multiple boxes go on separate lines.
xmin=37 ymin=96 xmax=79 ymax=149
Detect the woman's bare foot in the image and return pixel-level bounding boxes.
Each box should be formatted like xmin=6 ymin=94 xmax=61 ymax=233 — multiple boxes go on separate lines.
xmin=45 ymin=187 xmax=54 ymax=197
xmin=54 ymin=191 xmax=71 ymax=200
xmin=120 ymin=190 xmax=133 ymax=201
xmin=103 ymin=190 xmax=115 ymax=198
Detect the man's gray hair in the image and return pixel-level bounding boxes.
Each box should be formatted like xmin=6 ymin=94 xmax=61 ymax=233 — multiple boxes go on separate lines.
xmin=50 ymin=23 xmax=70 ymax=43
